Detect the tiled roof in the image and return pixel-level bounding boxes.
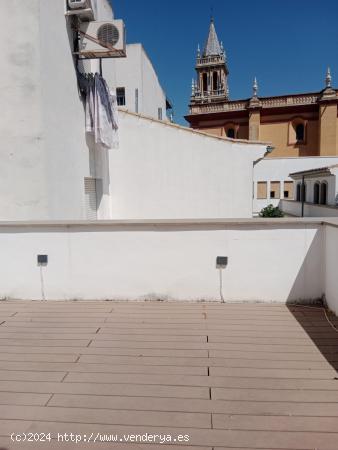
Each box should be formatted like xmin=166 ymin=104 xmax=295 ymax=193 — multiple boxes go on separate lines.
xmin=203 ymin=18 xmax=222 ymax=56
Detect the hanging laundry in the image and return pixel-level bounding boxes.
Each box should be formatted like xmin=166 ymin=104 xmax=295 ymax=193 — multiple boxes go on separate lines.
xmin=82 ymin=72 xmax=118 ymax=149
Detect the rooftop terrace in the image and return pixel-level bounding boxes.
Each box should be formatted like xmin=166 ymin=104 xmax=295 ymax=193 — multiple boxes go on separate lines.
xmin=0 ymin=300 xmax=337 ymax=450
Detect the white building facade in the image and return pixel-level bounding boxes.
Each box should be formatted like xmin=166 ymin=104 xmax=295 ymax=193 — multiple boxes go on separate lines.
xmin=106 ymin=43 xmax=168 ymax=120
xmin=0 ymin=0 xmax=269 ymax=222
xmin=253 ymin=156 xmax=338 ymax=215
xmin=0 ymin=0 xmax=115 ymax=221
xmin=280 ymin=164 xmax=338 ymax=217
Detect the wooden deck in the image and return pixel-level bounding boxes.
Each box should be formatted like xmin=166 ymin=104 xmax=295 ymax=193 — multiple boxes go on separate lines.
xmin=0 ymin=300 xmax=337 ymax=450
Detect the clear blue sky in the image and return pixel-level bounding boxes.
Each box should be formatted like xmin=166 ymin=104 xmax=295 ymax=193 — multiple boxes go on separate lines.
xmin=111 ymin=0 xmax=338 ymax=125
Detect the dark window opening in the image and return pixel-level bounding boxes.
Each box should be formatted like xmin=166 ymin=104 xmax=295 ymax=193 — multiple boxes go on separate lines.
xmin=320 ymin=182 xmax=327 ymax=205
xmin=212 ymin=72 xmax=218 ymax=91
xmin=284 ymin=191 xmax=289 ymax=198
xmin=227 ymin=128 xmax=235 ymax=138
xmin=296 ymin=123 xmax=305 ymax=142
xmin=116 ymin=87 xmax=125 ymax=106
xmin=313 ymin=183 xmax=320 ymax=204
xmin=202 ymin=73 xmax=208 ymax=93
xmin=270 ymin=191 xmax=275 ymax=199
xmin=296 ymin=184 xmax=301 ymax=201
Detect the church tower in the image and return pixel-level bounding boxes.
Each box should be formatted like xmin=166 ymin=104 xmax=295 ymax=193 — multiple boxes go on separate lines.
xmin=190 ymin=18 xmax=229 ymax=108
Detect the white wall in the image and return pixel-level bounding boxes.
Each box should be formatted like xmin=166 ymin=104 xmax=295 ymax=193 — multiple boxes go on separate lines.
xmin=324 ymin=224 xmax=338 ymax=315
xmin=0 ymin=0 xmax=114 ymax=221
xmin=253 ymin=157 xmax=338 ymax=214
xmin=105 ymin=44 xmax=167 ymax=119
xmin=281 ymin=199 xmax=338 ymax=218
xmin=111 ymin=111 xmax=267 ymax=219
xmin=0 ymin=220 xmax=323 ymax=302
xmin=296 ymin=174 xmax=337 ymax=206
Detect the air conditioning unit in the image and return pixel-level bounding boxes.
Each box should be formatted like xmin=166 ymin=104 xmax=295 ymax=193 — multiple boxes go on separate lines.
xmin=66 ymin=0 xmax=97 ymax=21
xmin=79 ymin=20 xmax=126 ymax=58
xmin=68 ymin=0 xmax=88 ymax=9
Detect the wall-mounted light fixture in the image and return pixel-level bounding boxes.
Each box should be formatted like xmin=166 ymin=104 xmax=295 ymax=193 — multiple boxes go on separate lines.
xmin=216 ymin=256 xmax=228 ymax=303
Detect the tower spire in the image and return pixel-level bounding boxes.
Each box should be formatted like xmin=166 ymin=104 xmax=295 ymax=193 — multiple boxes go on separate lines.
xmin=203 ymin=17 xmax=222 ymax=56
xmin=253 ymin=77 xmax=258 ymax=97
xmin=326 ymin=67 xmax=332 ymax=88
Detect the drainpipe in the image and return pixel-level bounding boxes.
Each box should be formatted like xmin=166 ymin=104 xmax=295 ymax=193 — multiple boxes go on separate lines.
xmin=301 ymin=175 xmax=305 ymax=217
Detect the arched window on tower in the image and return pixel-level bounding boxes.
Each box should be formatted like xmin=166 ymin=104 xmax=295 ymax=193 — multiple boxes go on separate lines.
xmin=202 ymin=73 xmax=208 ymax=93
xmin=212 ymin=72 xmax=218 ymax=92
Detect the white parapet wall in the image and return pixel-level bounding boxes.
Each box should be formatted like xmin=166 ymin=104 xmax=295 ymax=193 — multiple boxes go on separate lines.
xmin=281 ymin=199 xmax=338 ymax=217
xmin=324 ymin=222 xmax=338 ymax=315
xmin=111 ymin=111 xmax=267 ymax=219
xmin=0 ymin=219 xmax=330 ymax=303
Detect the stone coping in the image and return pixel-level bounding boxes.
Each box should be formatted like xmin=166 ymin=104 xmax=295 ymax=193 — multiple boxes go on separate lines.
xmin=0 ymin=217 xmax=334 ymax=227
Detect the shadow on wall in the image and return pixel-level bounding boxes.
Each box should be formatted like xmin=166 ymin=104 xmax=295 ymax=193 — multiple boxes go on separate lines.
xmin=286 ymin=227 xmax=338 ymax=373
xmin=286 ymin=227 xmax=323 ymax=303
xmin=287 ymin=304 xmax=338 ymax=373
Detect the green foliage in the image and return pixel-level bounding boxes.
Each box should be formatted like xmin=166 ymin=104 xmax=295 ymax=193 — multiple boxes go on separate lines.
xmin=259 ymin=204 xmax=284 ymax=218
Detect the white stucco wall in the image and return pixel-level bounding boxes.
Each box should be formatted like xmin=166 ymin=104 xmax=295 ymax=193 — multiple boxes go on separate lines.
xmin=111 ymin=111 xmax=267 ymax=219
xmin=292 ymin=173 xmax=338 ymax=206
xmin=280 ymin=200 xmax=338 ymax=218
xmin=0 ymin=0 xmax=114 ymax=221
xmin=105 ymin=44 xmax=167 ymax=119
xmin=0 ymin=220 xmax=324 ymax=302
xmin=253 ymin=157 xmax=338 ymax=214
xmin=324 ymin=223 xmax=338 ymax=315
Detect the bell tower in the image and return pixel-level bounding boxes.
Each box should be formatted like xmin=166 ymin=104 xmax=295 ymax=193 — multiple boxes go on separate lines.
xmin=190 ymin=18 xmax=229 ymax=108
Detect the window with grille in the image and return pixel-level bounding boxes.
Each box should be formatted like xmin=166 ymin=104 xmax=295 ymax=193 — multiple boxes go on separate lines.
xmin=283 ymin=181 xmax=294 ymax=199
xmin=84 ymin=178 xmax=98 ymax=220
xmin=270 ymin=181 xmax=280 ymax=199
xmin=257 ymin=182 xmax=267 ymax=199
xmin=116 ymin=87 xmax=125 ymax=106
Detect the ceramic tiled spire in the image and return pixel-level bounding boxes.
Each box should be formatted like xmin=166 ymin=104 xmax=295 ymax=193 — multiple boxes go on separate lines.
xmin=203 ymin=18 xmax=222 ymax=57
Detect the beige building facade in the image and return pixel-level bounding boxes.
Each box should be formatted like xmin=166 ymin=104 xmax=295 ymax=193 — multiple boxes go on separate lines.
xmin=185 ymin=20 xmax=338 ymax=158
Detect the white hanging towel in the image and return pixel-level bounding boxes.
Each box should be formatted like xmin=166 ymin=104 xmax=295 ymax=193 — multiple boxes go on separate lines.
xmin=85 ymin=73 xmax=119 ymax=149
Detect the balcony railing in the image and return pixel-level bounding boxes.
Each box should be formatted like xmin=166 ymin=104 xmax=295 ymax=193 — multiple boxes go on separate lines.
xmin=192 ymin=89 xmax=227 ymax=99
xmin=189 ymin=101 xmax=247 ymax=114
xmin=196 ymin=55 xmax=225 ymax=66
xmin=261 ymin=94 xmax=319 ymax=108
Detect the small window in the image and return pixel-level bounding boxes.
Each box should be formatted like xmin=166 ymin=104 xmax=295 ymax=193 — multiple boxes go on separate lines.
xmin=135 ymin=88 xmax=139 ymax=113
xmin=296 ymin=123 xmax=304 ymax=142
xmin=116 ymin=87 xmax=125 ymax=106
xmin=158 ymin=107 xmax=163 ymax=120
xmin=257 ymin=181 xmax=267 ymax=199
xmin=227 ymin=128 xmax=235 ymax=138
xmin=283 ymin=181 xmax=294 ymax=199
xmin=270 ymin=181 xmax=280 ymax=199
xmin=84 ymin=177 xmax=97 ymax=220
